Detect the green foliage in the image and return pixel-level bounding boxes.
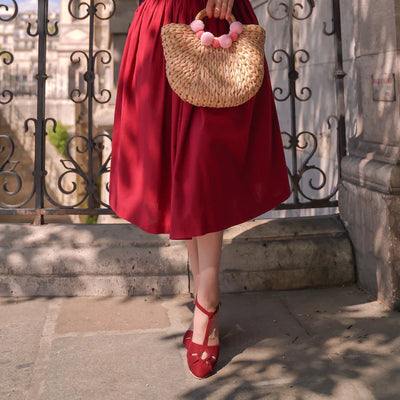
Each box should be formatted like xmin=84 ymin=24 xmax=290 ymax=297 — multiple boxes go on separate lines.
xmin=48 ymin=23 xmax=56 ymax=35
xmin=86 ymin=215 xmax=99 ymax=224
xmin=46 ymin=122 xmax=103 ymax=225
xmin=47 ymin=121 xmax=70 ymax=157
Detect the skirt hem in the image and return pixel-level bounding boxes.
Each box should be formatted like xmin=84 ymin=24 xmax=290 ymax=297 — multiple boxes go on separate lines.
xmin=110 ymin=187 xmax=291 ymax=240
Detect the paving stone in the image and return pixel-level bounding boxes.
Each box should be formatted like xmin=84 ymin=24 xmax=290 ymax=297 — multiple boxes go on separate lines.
xmin=0 ymin=297 xmax=49 ymax=399
xmin=41 ymin=332 xmax=188 ymax=400
xmin=56 ymin=296 xmax=170 ymax=334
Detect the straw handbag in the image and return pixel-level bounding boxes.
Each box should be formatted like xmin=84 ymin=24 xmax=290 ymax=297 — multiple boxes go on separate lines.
xmin=160 ymin=9 xmax=266 ymax=108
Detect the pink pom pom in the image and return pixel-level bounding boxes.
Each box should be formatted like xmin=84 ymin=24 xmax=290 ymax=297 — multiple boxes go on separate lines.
xmin=200 ymin=31 xmax=214 ymax=46
xmin=219 ymin=34 xmax=232 ymax=49
xmin=190 ymin=19 xmax=205 ymax=33
xmin=196 ymin=30 xmax=204 ymax=39
xmin=212 ymin=39 xmax=220 ymax=48
xmin=230 ymin=21 xmax=243 ymax=35
xmin=230 ymin=32 xmax=238 ymax=41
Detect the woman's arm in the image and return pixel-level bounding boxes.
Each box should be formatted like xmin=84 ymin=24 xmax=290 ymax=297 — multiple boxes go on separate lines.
xmin=206 ymin=0 xmax=235 ymax=21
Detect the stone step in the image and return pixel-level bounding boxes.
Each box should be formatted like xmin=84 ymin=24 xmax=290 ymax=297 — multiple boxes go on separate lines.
xmin=0 ymin=215 xmax=355 ymax=296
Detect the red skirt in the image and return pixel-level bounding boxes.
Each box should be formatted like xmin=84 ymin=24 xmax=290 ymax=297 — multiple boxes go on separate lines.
xmin=109 ymin=0 xmax=291 ymax=240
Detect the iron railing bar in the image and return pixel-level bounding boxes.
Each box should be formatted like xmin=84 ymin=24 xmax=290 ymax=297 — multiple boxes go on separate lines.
xmin=32 ymin=0 xmax=49 ymax=225
xmin=332 ymin=0 xmax=347 ymax=175
xmin=0 ymin=208 xmax=114 ymax=215
xmin=288 ymin=0 xmax=300 ymax=204
xmin=87 ymin=0 xmax=95 ymax=210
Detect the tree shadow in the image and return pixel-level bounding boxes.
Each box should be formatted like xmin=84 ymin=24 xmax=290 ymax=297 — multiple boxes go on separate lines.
xmin=179 ymin=287 xmax=400 ymax=400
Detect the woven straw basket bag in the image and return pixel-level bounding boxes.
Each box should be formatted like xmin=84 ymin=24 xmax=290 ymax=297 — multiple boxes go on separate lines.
xmin=161 ymin=9 xmax=266 ymax=108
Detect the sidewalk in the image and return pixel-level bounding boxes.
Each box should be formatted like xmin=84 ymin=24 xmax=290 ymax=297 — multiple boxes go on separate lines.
xmin=1 ymin=284 xmax=399 ymax=400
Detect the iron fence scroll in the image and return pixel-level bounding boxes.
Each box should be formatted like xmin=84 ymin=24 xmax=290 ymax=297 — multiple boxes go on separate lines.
xmin=264 ymin=0 xmax=346 ymax=209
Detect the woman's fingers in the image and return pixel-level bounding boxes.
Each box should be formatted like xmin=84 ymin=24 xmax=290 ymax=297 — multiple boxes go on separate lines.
xmin=225 ymin=0 xmax=235 ymax=20
xmin=217 ymin=0 xmax=228 ymax=19
xmin=205 ymin=0 xmax=214 ymax=18
xmin=213 ymin=0 xmax=222 ymax=18
xmin=206 ymin=0 xmax=235 ymax=20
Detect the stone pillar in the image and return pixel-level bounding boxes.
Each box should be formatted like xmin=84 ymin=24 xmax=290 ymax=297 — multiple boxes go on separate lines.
xmin=339 ymin=0 xmax=400 ymax=310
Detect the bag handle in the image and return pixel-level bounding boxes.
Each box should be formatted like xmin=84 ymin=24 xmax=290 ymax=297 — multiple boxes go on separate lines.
xmin=195 ymin=8 xmax=237 ymax=24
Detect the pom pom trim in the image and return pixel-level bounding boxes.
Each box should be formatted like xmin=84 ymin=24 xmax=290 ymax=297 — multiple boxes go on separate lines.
xmin=190 ymin=19 xmax=243 ymax=48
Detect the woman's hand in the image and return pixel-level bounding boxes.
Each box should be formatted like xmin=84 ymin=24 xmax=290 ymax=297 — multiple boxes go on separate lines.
xmin=206 ymin=0 xmax=235 ymax=21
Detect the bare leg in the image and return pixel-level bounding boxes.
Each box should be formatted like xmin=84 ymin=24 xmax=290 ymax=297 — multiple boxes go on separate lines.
xmin=185 ymin=237 xmax=200 ymax=298
xmin=191 ymin=230 xmax=224 ymax=357
xmin=185 ymin=237 xmax=200 ymax=331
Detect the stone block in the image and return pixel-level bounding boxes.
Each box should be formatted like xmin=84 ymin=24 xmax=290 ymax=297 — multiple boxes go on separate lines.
xmin=355 ymin=51 xmax=400 ymax=145
xmin=341 ymin=153 xmax=400 ymax=194
xmin=41 ymin=332 xmax=187 ymax=400
xmin=0 ymin=298 xmax=49 ymax=399
xmin=0 ymin=217 xmax=355 ymax=296
xmin=356 ymin=1 xmax=397 ymax=57
xmin=339 ymin=179 xmax=400 ymax=310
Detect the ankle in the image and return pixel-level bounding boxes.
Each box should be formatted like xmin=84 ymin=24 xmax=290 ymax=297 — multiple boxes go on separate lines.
xmin=192 ymin=303 xmax=220 ymax=345
xmin=196 ymin=292 xmax=220 ymax=312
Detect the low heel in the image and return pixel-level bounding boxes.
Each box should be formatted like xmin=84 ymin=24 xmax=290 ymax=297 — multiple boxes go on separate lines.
xmin=183 ymin=329 xmax=193 ymax=349
xmin=182 ymin=297 xmax=195 ymax=349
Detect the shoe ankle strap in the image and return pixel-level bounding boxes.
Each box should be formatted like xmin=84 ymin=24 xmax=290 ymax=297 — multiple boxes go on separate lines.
xmin=195 ymin=297 xmax=220 ymax=318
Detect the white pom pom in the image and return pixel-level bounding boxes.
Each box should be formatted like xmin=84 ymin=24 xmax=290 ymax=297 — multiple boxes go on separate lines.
xmin=201 ymin=31 xmax=215 ymax=46
xmin=230 ymin=21 xmax=243 ymax=35
xmin=190 ymin=19 xmax=205 ymax=33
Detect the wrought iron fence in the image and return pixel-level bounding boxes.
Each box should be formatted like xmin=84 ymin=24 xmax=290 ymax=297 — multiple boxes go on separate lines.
xmin=0 ymin=0 xmax=115 ymax=224
xmin=264 ymin=0 xmax=346 ymax=209
xmin=0 ymin=0 xmax=345 ymax=224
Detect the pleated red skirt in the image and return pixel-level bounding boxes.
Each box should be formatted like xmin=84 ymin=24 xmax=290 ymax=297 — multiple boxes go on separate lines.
xmin=109 ymin=0 xmax=291 ymax=240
